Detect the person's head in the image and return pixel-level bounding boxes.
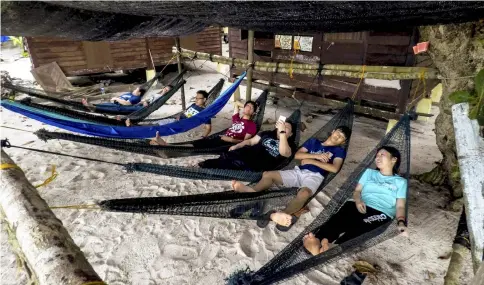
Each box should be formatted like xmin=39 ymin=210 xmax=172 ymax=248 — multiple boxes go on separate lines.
xmin=327 ymin=126 xmax=351 ymax=146
xmin=161 ymin=84 xmax=173 ymax=94
xmin=375 ymin=146 xmax=401 ymax=175
xmin=276 ymin=121 xmax=294 ymax=139
xmin=195 ymin=90 xmax=209 ymax=106
xmin=243 ymin=100 xmax=257 ymax=117
xmin=132 ymin=87 xmax=147 ymax=97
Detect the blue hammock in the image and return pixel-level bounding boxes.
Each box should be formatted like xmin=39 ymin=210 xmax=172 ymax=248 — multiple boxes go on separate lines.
xmin=1 ymin=72 xmax=246 ymax=139
xmin=93 ymin=102 xmax=144 ymax=114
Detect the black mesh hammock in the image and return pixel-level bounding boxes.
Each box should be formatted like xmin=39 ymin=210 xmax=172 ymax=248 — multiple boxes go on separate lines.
xmin=16 ymin=77 xmax=225 ymax=126
xmin=223 ymin=113 xmax=411 ymax=285
xmin=2 ymin=68 xmax=183 ymax=115
xmin=35 ymin=89 xmax=269 ymax=158
xmin=95 ymin=101 xmax=354 ymax=222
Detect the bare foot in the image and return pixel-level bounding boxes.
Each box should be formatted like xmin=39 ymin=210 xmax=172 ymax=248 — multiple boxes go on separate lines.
xmin=149 ymin=131 xmax=167 ymax=146
xmin=231 ymin=180 xmax=254 ymax=192
xmin=320 ymin=238 xmax=329 ymax=253
xmin=125 ymin=118 xmax=131 ymax=127
xmin=270 ymin=212 xmax=293 ymax=227
xmin=303 ymin=233 xmax=321 ymax=255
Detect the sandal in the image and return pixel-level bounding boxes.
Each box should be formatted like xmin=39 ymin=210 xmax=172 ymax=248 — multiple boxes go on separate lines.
xmin=256 ymin=210 xmax=276 ymax=228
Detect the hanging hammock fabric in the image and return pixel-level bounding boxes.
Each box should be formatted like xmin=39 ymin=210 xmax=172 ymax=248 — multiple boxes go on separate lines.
xmin=35 ymin=90 xmax=269 ymax=158
xmin=14 ymin=78 xmax=187 ymax=126
xmin=2 ymin=68 xmax=185 ymax=115
xmin=1 ymin=72 xmax=246 ymax=139
xmin=97 ymin=101 xmax=354 ymax=222
xmin=226 ymin=113 xmax=411 ymax=285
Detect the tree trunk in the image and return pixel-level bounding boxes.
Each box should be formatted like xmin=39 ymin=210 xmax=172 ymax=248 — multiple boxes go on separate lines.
xmin=444 ymin=208 xmax=471 ymax=285
xmin=419 ymin=22 xmax=484 ymax=197
xmin=0 ymin=150 xmax=104 ymax=285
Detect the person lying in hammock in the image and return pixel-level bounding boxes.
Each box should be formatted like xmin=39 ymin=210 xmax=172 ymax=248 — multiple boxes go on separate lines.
xmin=293 ymin=145 xmax=407 ymax=255
xmin=82 ymin=86 xmax=146 ymax=111
xmin=198 ymin=119 xmax=295 ymax=171
xmin=126 ymin=90 xmax=212 ymax=137
xmin=231 ymin=125 xmax=351 ymax=230
xmin=138 ymin=84 xmax=173 ymax=107
xmin=149 ymin=100 xmax=258 ymax=148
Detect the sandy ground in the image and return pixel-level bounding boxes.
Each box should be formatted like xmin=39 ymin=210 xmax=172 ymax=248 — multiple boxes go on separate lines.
xmin=0 ymin=45 xmax=474 ymax=285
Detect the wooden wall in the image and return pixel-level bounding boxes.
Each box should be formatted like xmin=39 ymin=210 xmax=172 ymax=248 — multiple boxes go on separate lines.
xmin=25 ymin=27 xmax=221 ymax=76
xmin=229 ymin=28 xmax=417 ymax=114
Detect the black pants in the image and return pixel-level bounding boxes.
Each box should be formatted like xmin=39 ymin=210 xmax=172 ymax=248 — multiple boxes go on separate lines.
xmin=198 ymin=156 xmax=250 ymax=170
xmin=191 ymin=137 xmax=233 ymax=149
xmin=314 ymin=201 xmax=390 ymax=244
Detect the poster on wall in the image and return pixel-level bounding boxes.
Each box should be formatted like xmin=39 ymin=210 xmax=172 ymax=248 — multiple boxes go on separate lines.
xmin=278 ymin=35 xmax=292 ymax=50
xmin=274 ymin=35 xmax=281 ymax=48
xmin=299 ymin=36 xmax=313 ymax=52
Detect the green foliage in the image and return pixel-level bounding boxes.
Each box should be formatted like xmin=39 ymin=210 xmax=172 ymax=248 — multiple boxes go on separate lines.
xmin=449 ymin=69 xmax=484 ymax=126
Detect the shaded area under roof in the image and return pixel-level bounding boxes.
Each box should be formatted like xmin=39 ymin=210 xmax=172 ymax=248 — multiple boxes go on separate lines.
xmin=1 ymin=1 xmax=484 ymax=40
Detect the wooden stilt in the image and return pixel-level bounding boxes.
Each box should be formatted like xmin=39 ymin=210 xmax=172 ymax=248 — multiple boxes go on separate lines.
xmin=246 ymin=30 xmax=254 ymax=101
xmin=0 ymin=150 xmax=104 ymax=285
xmin=175 ymin=37 xmax=186 ymax=110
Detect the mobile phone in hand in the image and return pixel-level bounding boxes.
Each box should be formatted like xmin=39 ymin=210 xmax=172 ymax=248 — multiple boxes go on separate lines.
xmin=278 ymin=115 xmax=287 ymax=122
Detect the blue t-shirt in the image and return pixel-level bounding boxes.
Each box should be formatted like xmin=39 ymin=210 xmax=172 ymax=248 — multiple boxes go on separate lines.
xmin=298 ymin=138 xmax=346 ymax=176
xmin=179 ymin=103 xmax=211 ymax=125
xmin=358 ymin=169 xmax=407 ymax=218
xmin=118 ymin=92 xmax=141 ymax=105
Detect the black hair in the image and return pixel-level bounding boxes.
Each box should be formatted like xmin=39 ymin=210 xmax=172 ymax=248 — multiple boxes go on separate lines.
xmin=197 ymin=90 xmax=209 ymax=99
xmin=138 ymin=87 xmax=147 ymax=96
xmin=334 ymin=125 xmax=351 ymax=141
xmin=244 ymin=100 xmax=258 ymax=113
xmin=376 ymin=145 xmax=401 ymax=175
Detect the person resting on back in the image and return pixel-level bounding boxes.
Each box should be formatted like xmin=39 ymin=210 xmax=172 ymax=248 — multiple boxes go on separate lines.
xmin=125 ymin=90 xmax=212 ymax=138
xmin=138 ymin=84 xmax=173 ymax=107
xmin=198 ymin=119 xmax=295 ymax=171
xmin=149 ymin=100 xmax=258 ymax=148
xmin=82 ymin=87 xmax=146 ymax=111
xmin=292 ymin=146 xmax=408 ymax=255
xmin=231 ymin=126 xmax=351 ymax=230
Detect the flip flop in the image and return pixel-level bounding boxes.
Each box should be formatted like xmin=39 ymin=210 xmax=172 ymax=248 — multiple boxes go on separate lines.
xmin=275 ymin=215 xmax=298 ymax=232
xmin=256 ymin=210 xmax=276 ymax=228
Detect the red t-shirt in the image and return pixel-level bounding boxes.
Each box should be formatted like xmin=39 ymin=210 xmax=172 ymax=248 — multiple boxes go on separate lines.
xmin=225 ymin=113 xmax=257 ymax=140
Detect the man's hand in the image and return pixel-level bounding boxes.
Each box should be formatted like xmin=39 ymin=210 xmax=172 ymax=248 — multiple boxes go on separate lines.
xmin=313 ymin=152 xmax=332 ymax=162
xmin=142 ymin=101 xmax=149 ymax=107
xmin=356 ymin=201 xmax=366 ymax=214
xmin=275 ymin=120 xmax=285 ymax=133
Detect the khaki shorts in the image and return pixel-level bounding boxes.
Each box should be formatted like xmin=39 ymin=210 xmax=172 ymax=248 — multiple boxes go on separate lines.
xmin=279 ymin=166 xmax=324 ymax=194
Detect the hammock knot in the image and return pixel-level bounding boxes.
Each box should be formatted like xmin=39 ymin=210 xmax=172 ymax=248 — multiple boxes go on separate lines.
xmin=1 ymin=138 xmax=11 ymax=148
xmin=225 ymin=268 xmax=258 ymax=285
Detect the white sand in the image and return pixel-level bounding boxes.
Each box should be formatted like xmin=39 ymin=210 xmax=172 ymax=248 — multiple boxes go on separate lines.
xmin=1 ymin=46 xmax=474 ymax=285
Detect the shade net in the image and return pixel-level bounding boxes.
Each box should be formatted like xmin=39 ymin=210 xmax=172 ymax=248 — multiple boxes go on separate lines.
xmin=97 ymin=101 xmax=354 ymax=223
xmin=226 ymin=114 xmax=411 ymax=285
xmin=2 ymin=2 xmax=483 ymax=39
xmin=35 ymin=89 xmax=268 ymax=158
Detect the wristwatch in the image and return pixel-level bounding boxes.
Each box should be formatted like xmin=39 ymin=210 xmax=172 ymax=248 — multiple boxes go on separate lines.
xmin=397 ymin=220 xmax=407 ymax=226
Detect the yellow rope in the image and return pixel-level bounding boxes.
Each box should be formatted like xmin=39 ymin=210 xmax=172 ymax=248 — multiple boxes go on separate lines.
xmin=34 ymin=165 xmax=58 ymax=189
xmin=411 ymin=69 xmax=427 ymax=102
xmin=82 ymin=281 xmax=107 ymax=285
xmin=288 ymin=49 xmax=299 ymax=79
xmin=50 ymin=204 xmax=100 ymax=210
xmin=351 ymin=65 xmax=366 ymax=100
xmin=0 ymin=163 xmax=21 ymax=170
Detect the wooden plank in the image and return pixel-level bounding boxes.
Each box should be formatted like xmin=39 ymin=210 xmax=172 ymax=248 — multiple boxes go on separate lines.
xmin=367 ymin=35 xmax=411 ymax=46
xmin=83 ymin=41 xmax=113 ymax=69
xmin=230 ymin=40 xmax=248 ymax=49
xmin=36 ymin=59 xmax=86 ymax=67
xmin=31 ymin=62 xmax=73 ymax=92
xmin=254 ymin=38 xmax=273 ymax=51
xmin=366 ymin=54 xmax=407 ymax=65
xmin=228 ymin=28 xmax=242 ymax=41
xmin=113 ymin=55 xmax=148 ymax=62
xmin=31 ymin=46 xmax=83 ymax=54
xmin=29 ymin=36 xmax=73 ymax=42
xmin=111 ymin=51 xmax=146 ymax=57
xmin=110 ymin=47 xmax=147 ymax=53
xmin=34 ymin=51 xmax=85 ymax=59
xmin=28 ymin=42 xmax=82 ymax=49
xmin=35 ymin=56 xmax=86 ymax=63
xmin=369 ymin=31 xmax=412 ymax=37
xmin=273 ymin=50 xmax=320 ymax=64
xmin=367 ymin=44 xmax=409 ymax=55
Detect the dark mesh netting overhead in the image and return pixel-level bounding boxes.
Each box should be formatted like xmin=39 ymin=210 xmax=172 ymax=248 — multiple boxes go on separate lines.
xmin=35 ymin=89 xmax=268 ymax=158
xmin=2 ymin=2 xmax=484 ymax=39
xmin=226 ymin=114 xmax=411 ymax=285
xmin=96 ymin=101 xmax=354 ymax=223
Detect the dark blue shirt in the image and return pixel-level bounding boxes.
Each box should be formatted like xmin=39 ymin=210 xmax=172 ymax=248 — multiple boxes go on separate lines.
xmin=299 ymin=138 xmax=346 ymax=176
xmin=179 ymin=103 xmax=211 ymax=124
xmin=118 ymin=92 xmax=141 ymax=105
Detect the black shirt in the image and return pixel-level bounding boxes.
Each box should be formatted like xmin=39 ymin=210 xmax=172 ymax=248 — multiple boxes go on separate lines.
xmin=226 ymin=130 xmax=295 ymax=171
